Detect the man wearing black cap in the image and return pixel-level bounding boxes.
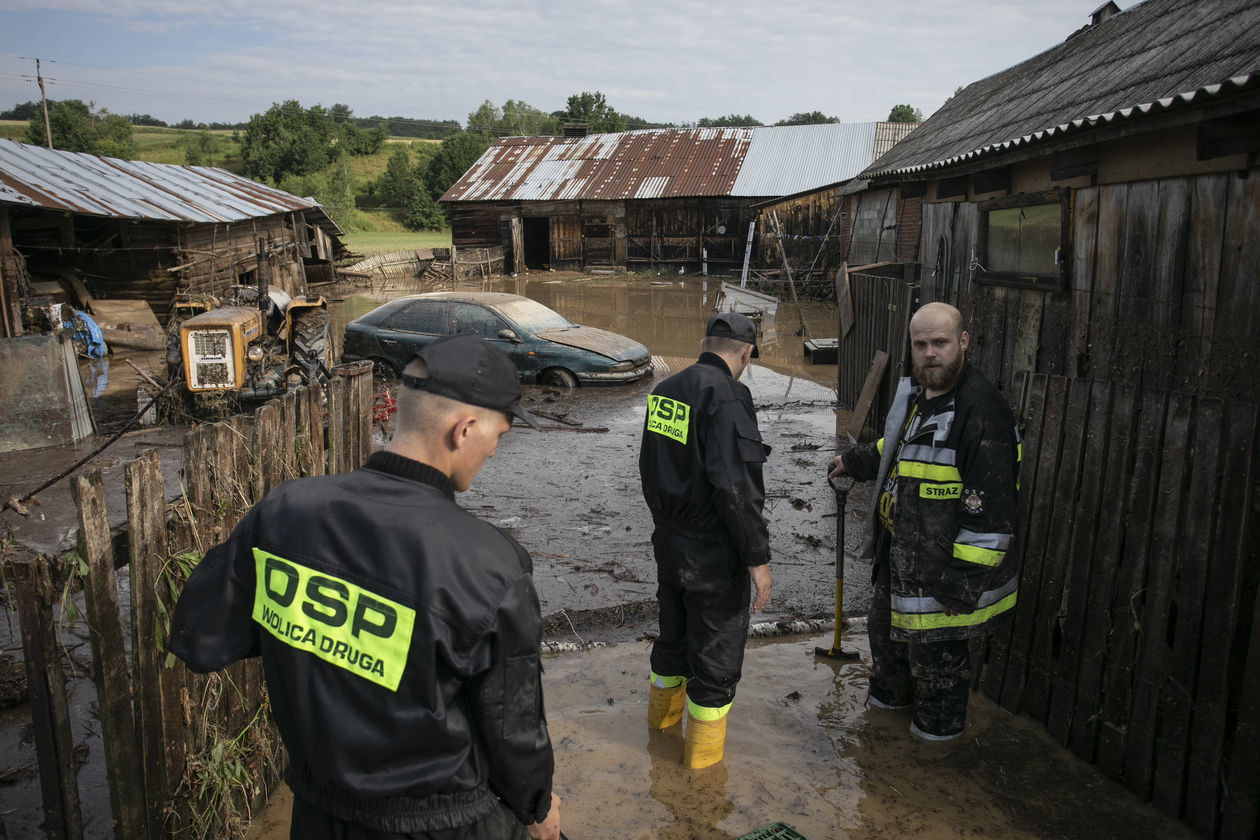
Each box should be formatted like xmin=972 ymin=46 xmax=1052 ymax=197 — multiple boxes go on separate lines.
xmin=639 ymin=311 xmax=772 ymax=769
xmin=170 ymin=335 xmax=561 ymax=840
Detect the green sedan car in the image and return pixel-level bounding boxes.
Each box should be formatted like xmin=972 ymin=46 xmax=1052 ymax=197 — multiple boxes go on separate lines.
xmin=341 ymin=291 xmax=653 ymax=387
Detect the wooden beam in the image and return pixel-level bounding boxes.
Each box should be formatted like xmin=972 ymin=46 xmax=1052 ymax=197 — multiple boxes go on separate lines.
xmin=845 ymin=350 xmax=889 ymax=442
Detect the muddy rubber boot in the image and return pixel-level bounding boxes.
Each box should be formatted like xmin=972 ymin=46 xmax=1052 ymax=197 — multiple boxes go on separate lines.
xmin=684 ymin=707 xmax=728 ymax=769
xmin=648 ymin=674 xmax=687 ymax=729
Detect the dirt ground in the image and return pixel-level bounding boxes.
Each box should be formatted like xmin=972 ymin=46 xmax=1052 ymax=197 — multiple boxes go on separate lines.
xmin=0 ymin=273 xmax=1195 ymax=838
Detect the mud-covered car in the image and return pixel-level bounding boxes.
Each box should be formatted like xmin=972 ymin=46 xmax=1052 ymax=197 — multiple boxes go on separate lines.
xmin=341 ymin=291 xmax=652 ymax=387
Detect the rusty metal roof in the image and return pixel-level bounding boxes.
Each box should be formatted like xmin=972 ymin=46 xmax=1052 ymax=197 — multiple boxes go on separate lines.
xmin=0 ymin=139 xmax=326 ymax=224
xmin=862 ymin=0 xmax=1260 ymax=180
xmin=442 ymin=123 xmax=908 ymax=203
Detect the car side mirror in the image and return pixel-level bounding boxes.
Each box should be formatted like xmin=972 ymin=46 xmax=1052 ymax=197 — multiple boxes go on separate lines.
xmin=498 ymin=328 xmax=522 ymax=343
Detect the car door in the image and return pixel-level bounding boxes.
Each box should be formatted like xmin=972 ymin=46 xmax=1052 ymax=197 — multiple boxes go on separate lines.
xmin=378 ymin=300 xmax=448 ymax=370
xmin=446 ymin=301 xmax=539 ymax=381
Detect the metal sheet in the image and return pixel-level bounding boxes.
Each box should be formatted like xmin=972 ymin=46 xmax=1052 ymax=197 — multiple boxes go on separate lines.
xmin=0 ymin=139 xmax=322 ymax=223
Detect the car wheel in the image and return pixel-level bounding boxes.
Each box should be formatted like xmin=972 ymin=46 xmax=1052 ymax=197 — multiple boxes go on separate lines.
xmin=370 ymin=357 xmax=399 ymax=379
xmin=540 ymin=368 xmax=578 ymax=389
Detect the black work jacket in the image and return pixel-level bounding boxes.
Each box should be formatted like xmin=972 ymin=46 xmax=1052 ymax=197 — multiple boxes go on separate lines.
xmin=843 ymin=365 xmax=1021 ymax=642
xmin=639 ymin=352 xmax=771 ymax=568
xmin=169 ymin=452 xmax=553 ymax=833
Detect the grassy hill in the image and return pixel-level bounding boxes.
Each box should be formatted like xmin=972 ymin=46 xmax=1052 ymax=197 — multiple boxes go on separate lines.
xmin=0 ymin=120 xmax=450 ymax=255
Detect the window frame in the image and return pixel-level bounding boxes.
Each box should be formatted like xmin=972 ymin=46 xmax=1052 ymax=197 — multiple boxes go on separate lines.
xmin=975 ymin=188 xmax=1071 ymax=290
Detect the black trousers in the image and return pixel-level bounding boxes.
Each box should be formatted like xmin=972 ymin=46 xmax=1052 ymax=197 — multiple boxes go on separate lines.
xmin=290 ymin=795 xmax=529 ymax=840
xmin=649 ymin=532 xmax=751 ymax=710
xmin=868 ymin=557 xmax=971 ymax=738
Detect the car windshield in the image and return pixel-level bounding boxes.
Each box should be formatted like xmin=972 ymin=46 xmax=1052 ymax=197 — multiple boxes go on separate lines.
xmin=493 ymin=298 xmax=575 ymax=331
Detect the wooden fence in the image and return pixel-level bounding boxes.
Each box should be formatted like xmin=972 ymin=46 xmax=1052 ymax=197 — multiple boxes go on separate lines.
xmin=835 ymin=269 xmax=917 ymax=436
xmin=7 ymin=361 xmax=373 ymax=839
xmin=978 ymin=373 xmax=1260 ymax=839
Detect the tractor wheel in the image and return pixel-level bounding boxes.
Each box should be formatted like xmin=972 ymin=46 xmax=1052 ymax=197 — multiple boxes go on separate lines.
xmin=292 ymin=308 xmax=333 ymax=384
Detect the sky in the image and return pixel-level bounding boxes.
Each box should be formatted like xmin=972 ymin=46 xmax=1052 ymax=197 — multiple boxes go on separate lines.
xmin=0 ymin=0 xmax=1101 ymax=131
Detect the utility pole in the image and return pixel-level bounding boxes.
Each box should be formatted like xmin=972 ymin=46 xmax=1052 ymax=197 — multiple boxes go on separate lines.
xmin=36 ymin=58 xmax=52 ymax=149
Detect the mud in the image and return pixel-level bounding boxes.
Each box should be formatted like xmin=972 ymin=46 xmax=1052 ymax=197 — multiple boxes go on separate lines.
xmin=246 ymin=630 xmax=1195 ymax=840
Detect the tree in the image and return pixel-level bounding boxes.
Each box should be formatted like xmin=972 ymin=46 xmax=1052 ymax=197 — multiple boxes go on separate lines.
xmin=377 ymin=146 xmax=419 ymax=208
xmin=562 ymin=91 xmax=626 ymax=134
xmin=424 ymin=131 xmax=491 ymax=201
xmin=24 ymin=99 xmax=135 ymax=157
xmin=404 ymin=187 xmax=445 ymax=231
xmin=774 ymin=111 xmax=837 ymax=126
xmin=697 ymin=114 xmax=763 ymax=127
xmin=467 ymin=99 xmax=557 ymax=138
xmin=1 ymin=101 xmax=43 ymax=121
xmin=240 ymin=100 xmax=341 ymax=184
xmin=887 ymin=104 xmax=924 ymax=123
xmin=280 ymin=159 xmax=357 ymax=228
xmin=183 ymin=130 xmax=221 ymax=166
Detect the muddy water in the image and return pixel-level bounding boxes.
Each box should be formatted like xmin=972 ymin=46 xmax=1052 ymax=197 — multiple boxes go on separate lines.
xmin=246 ymin=630 xmax=1194 ymax=840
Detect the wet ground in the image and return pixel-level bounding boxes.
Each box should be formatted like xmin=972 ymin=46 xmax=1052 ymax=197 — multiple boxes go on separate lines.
xmin=245 ymin=629 xmax=1195 ymax=840
xmin=0 ymin=273 xmax=1197 ymax=839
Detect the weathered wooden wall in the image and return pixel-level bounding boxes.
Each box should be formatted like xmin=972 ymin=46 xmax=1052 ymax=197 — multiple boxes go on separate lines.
xmin=980 ymin=373 xmax=1260 ymax=839
xmin=924 ymin=169 xmax=1260 ymax=406
xmin=7 ymin=362 xmax=373 ymax=838
xmin=178 ymin=215 xmax=306 ymax=303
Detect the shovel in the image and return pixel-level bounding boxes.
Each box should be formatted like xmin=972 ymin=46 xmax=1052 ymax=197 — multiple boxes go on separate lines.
xmin=815 ymin=475 xmax=860 ymax=660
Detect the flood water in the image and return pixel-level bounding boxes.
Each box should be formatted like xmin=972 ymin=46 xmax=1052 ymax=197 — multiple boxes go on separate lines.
xmin=246 ymin=629 xmax=1195 ymax=840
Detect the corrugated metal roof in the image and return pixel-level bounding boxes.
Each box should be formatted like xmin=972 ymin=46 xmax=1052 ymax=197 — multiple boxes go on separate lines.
xmin=0 ymin=138 xmax=325 ymax=223
xmin=443 ymin=123 xmax=911 ymax=203
xmin=862 ymin=0 xmax=1260 ymax=180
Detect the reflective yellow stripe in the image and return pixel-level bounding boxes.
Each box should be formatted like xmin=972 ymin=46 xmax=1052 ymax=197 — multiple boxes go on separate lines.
xmin=876 ymin=438 xmax=885 ymax=454
xmin=891 ymin=591 xmax=1017 ymax=631
xmin=687 ymin=700 xmax=732 ymax=721
xmin=920 ymin=482 xmax=962 ymax=500
xmin=953 ymin=543 xmax=1004 ymax=566
xmin=899 ymin=461 xmax=963 ymax=482
xmin=646 ymin=395 xmax=690 ymax=444
xmin=252 ymin=549 xmax=415 ymax=692
xmin=650 ymin=671 xmax=686 ymax=689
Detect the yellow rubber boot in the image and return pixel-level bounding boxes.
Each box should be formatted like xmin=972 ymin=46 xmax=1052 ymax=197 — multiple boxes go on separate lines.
xmin=647 ymin=673 xmax=686 ymax=729
xmin=684 ymin=702 xmax=729 ymax=769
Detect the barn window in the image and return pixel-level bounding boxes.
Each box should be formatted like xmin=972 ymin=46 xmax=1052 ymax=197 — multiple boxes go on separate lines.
xmin=976 ymin=190 xmax=1069 ymax=290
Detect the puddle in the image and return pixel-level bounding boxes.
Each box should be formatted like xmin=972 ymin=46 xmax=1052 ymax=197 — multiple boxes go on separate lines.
xmin=246 ymin=631 xmax=1195 ymax=840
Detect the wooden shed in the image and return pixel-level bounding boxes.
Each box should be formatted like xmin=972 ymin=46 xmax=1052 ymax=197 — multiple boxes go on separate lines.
xmin=840 ymin=1 xmax=1260 ymax=836
xmin=0 ymin=139 xmax=345 ymax=338
xmin=439 ymin=123 xmax=916 ymax=275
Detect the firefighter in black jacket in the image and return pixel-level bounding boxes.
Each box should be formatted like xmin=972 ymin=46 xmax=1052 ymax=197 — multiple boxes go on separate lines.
xmin=170 ymin=335 xmax=561 ymax=840
xmin=639 ymin=312 xmax=772 ymax=769
xmin=829 ymin=302 xmax=1020 ymax=741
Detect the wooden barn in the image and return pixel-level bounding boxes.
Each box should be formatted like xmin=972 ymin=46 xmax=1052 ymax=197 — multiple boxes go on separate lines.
xmin=439 ymin=122 xmax=917 ymax=275
xmin=0 ymin=138 xmax=345 ymax=338
xmin=838 ymin=1 xmax=1260 ymax=836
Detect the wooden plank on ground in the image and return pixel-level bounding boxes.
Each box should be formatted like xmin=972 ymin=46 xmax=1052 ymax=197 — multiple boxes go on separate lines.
xmin=999 ymin=374 xmax=1066 ymax=713
xmin=73 ymin=470 xmax=148 ymax=840
xmin=845 ymin=351 xmax=889 ymax=442
xmin=1069 ymin=382 xmax=1138 ymax=762
xmin=1184 ymin=400 xmax=1257 ymax=837
xmin=1024 ymin=376 xmax=1090 ymax=726
xmin=10 ymin=555 xmax=84 ymax=840
xmin=1150 ymin=398 xmax=1223 ymax=818
xmin=1123 ymin=392 xmax=1193 ymax=805
xmin=1096 ymin=388 xmax=1168 ymax=781
xmin=1046 ymin=379 xmax=1111 ymax=746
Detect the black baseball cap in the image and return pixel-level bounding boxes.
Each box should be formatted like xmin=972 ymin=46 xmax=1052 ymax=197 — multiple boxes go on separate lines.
xmin=706 ymin=312 xmax=760 ymax=358
xmin=401 ymin=335 xmax=540 ymax=429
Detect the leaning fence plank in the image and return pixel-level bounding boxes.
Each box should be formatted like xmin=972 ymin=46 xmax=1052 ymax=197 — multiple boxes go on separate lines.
xmin=1047 ymin=379 xmax=1111 ymax=746
xmin=72 ymin=470 xmax=148 ymax=840
xmin=126 ymin=449 xmax=182 ymax=838
xmin=1151 ymin=398 xmax=1223 ymax=817
xmin=10 ymin=555 xmax=84 ymax=840
xmin=1185 ymin=401 xmax=1258 ymax=837
xmin=1070 ymin=382 xmax=1138 ymax=762
xmin=1096 ymin=388 xmax=1167 ymax=782
xmin=999 ymin=374 xmax=1067 ymax=713
xmin=1123 ymin=392 xmax=1193 ymax=803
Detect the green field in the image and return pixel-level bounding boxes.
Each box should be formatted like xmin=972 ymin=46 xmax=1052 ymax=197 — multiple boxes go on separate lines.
xmin=341 ymin=228 xmax=451 ymax=256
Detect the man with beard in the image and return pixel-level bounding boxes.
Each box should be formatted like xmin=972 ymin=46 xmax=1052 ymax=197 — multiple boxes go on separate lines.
xmin=827 ymin=302 xmax=1021 ymax=741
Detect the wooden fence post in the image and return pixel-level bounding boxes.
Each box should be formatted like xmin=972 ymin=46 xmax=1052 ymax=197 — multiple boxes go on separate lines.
xmin=125 ymin=449 xmax=182 ymax=839
xmin=9 ymin=554 xmax=84 ymax=840
xmin=71 ymin=470 xmax=148 ymax=840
